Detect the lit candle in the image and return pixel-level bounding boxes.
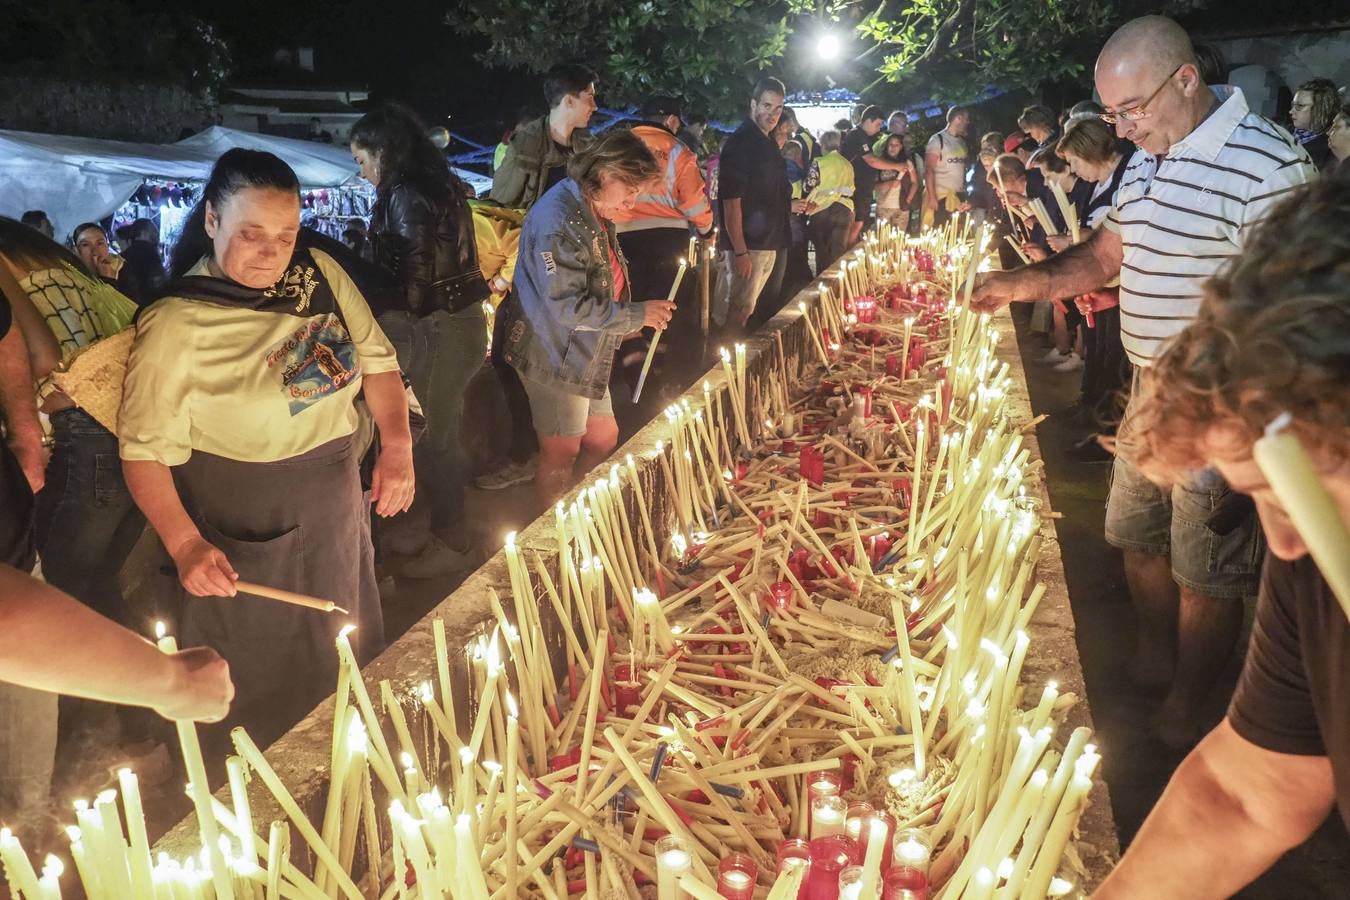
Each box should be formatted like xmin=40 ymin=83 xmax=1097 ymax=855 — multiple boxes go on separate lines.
xmin=837 ymin=864 xmax=865 ymax=900
xmin=892 ymin=828 xmax=932 ymax=875
xmin=857 ymin=816 xmax=888 ymax=899
xmin=657 ymin=834 xmax=693 ymax=900
xmin=716 ymin=852 xmax=758 ymax=900
xmin=155 ymin=624 xmax=235 ymax=900
xmin=810 ymin=795 xmax=847 ymax=839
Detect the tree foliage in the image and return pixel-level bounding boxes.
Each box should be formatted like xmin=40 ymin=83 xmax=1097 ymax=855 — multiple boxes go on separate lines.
xmin=451 ymin=0 xmax=817 ymax=120
xmin=0 ymin=0 xmax=232 ymax=92
xmin=857 ymin=0 xmax=1119 ymax=104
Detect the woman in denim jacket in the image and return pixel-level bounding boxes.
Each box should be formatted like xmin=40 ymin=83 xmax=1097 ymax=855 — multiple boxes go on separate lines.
xmin=503 ymin=129 xmax=676 ymax=501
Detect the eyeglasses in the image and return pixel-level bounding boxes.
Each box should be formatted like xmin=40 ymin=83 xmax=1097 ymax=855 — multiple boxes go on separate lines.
xmin=1099 ymin=64 xmax=1183 ymax=126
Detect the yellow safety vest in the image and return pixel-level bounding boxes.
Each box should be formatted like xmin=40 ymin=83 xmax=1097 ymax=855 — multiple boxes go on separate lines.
xmin=807 ymin=151 xmax=854 ymax=214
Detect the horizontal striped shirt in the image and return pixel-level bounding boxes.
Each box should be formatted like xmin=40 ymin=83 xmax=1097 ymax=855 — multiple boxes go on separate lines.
xmin=1104 ymin=86 xmax=1317 ymax=365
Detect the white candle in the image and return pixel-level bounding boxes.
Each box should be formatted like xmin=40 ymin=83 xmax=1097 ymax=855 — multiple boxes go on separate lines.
xmin=656 ymin=834 xmax=693 ymax=900
xmin=1252 ymin=412 xmax=1350 ymax=619
xmin=810 ymin=795 xmax=847 ymax=839
xmin=858 ymin=817 xmax=888 ymax=898
xmin=893 ymin=827 xmax=933 ymax=874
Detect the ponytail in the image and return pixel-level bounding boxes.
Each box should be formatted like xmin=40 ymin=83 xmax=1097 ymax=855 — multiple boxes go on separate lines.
xmin=169 ymin=148 xmax=301 ymax=278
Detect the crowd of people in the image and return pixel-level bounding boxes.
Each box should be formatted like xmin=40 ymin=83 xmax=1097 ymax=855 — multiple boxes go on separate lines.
xmin=1 ymin=12 xmax=1349 ymax=893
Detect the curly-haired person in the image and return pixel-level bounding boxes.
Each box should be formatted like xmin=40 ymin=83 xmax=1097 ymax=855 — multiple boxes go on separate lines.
xmin=1094 ymin=167 xmax=1350 ymax=899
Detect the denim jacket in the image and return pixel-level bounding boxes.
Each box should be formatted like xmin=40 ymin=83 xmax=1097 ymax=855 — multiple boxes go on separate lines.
xmin=504 ymin=179 xmax=643 ymax=399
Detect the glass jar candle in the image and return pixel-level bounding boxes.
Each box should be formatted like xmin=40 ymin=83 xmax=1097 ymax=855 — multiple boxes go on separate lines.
xmin=655 ymin=834 xmax=692 ymax=900
xmin=717 ymin=852 xmax=757 ymax=900
xmin=810 ymin=795 xmax=847 ymax=840
xmin=806 ymin=836 xmax=860 ymax=900
xmin=891 ymin=828 xmax=932 ymax=875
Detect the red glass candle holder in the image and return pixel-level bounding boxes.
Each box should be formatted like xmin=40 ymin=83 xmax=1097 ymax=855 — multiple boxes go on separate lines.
xmin=777 ymin=839 xmax=812 ymax=899
xmin=806 ymin=835 xmax=860 ymax=900
xmin=766 ymin=580 xmax=794 ymax=611
xmin=843 ymin=802 xmax=874 ymax=845
xmin=717 ymin=852 xmax=758 ymax=900
xmin=806 ymin=771 xmax=843 ymax=806
xmin=882 ymin=865 xmax=928 ymax=900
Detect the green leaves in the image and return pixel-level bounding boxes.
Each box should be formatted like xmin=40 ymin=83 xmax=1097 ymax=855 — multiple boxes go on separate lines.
xmin=451 ymin=0 xmax=800 ymax=119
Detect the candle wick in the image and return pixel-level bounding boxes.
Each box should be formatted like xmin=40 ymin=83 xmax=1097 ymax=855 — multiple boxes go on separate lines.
xmin=1264 ymin=411 xmax=1294 ymax=439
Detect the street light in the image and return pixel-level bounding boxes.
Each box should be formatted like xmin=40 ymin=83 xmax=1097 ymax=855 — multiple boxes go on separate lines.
xmin=817 ymin=32 xmax=841 ymax=61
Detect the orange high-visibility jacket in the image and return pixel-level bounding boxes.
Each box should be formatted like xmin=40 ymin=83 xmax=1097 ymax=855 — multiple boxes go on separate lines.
xmin=612 ymin=124 xmax=714 ymax=235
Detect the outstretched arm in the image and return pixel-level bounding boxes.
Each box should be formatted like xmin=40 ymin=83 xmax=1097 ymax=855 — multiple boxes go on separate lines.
xmin=1093 ymin=720 xmax=1333 ymax=899
xmin=970 ymin=224 xmax=1122 ymax=312
xmin=0 ymin=565 xmax=234 ymax=721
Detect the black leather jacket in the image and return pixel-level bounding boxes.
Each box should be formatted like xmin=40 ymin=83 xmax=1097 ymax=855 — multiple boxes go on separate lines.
xmin=370 ymin=175 xmax=488 ymax=315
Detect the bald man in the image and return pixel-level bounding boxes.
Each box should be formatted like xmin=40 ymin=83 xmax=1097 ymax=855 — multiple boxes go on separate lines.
xmin=972 ymin=16 xmax=1317 ymax=748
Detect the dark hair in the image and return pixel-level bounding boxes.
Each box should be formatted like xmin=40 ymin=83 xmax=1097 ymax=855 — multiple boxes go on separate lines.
xmin=752 ymin=77 xmax=787 ymax=101
xmin=20 ymin=210 xmax=50 ymax=228
xmin=946 ymin=105 xmax=969 ymax=123
xmin=1017 ymin=105 xmax=1056 ymax=133
xmin=544 ymin=63 xmax=598 ymax=109
xmin=0 ymin=215 xmax=84 ymax=274
xmin=350 ymin=102 xmax=460 ymax=202
xmin=834 ymin=118 xmax=853 ymax=132
xmin=128 ymin=218 xmax=158 ymax=244
xmin=170 ymin=148 xmax=301 ymax=278
xmin=1029 ymin=146 xmax=1069 ymax=173
xmin=887 ymin=110 xmax=908 ymax=124
xmin=879 ymin=133 xmax=905 ymax=159
xmin=859 ymin=105 xmax=884 ymax=124
xmin=70 ymin=222 xmax=105 ymax=246
xmin=779 ymin=106 xmax=798 ymax=127
xmin=1193 ymin=42 xmax=1227 ymax=86
xmin=1298 ymin=78 xmax=1341 ymax=134
xmin=686 ymin=111 xmax=709 ymax=127
xmin=567 ymin=128 xmax=660 ymax=198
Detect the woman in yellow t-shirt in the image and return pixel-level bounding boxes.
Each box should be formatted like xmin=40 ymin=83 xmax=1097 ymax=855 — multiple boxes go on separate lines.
xmin=119 ymin=149 xmax=413 ymax=752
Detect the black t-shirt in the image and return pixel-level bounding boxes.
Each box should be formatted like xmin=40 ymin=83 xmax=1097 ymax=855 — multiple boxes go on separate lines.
xmin=544 ymin=140 xmax=572 ymax=194
xmin=841 ymin=127 xmax=880 ymax=202
xmin=1228 ymin=553 xmax=1350 ymax=830
xmin=716 ymin=119 xmax=790 ymax=252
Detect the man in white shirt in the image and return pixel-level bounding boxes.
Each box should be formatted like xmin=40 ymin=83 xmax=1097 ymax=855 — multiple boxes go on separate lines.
xmin=923 ymin=105 xmax=970 ymax=226
xmin=972 ymin=15 xmax=1316 ymax=748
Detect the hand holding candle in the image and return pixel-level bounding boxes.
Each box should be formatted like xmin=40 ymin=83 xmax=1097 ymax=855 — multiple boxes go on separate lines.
xmin=633 ymin=258 xmax=688 ymax=403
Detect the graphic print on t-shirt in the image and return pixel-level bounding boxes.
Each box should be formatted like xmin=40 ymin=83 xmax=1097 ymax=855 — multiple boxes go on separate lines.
xmin=265 ymin=312 xmax=361 ymax=415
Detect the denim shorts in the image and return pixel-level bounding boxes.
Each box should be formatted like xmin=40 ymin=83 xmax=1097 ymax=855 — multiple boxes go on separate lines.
xmin=520 ymin=375 xmax=614 ymax=438
xmin=1104 ymin=369 xmax=1263 ymax=600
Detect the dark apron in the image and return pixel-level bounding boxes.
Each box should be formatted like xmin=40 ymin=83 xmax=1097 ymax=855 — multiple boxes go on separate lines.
xmin=167 ymin=436 xmax=383 ymax=755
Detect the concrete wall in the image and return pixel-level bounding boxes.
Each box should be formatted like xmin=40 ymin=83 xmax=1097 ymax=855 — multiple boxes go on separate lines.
xmin=1213 ymin=29 xmax=1350 ymax=94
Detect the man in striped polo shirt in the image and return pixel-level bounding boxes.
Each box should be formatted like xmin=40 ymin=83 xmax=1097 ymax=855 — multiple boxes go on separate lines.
xmin=973 ymin=15 xmax=1317 ymax=747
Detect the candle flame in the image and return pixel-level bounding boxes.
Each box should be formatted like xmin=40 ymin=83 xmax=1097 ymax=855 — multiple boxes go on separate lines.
xmin=338 ymin=623 xmax=357 ymax=641
xmin=347 ymin=718 xmax=368 ymax=754
xmin=65 ymin=825 xmax=82 ymax=843
xmin=419 ymin=681 xmax=434 ymax=702
xmin=504 ymin=531 xmax=517 ymax=551
xmin=154 ymin=620 xmax=167 ymax=640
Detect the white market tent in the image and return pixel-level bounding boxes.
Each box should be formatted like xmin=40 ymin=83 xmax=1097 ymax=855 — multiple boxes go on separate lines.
xmin=0 ymin=126 xmax=492 ymax=239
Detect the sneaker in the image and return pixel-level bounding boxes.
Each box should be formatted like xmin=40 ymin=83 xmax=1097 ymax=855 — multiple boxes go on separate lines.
xmin=475 ymin=457 xmax=537 ymax=491
xmin=1039 ymin=347 xmax=1069 ymax=364
xmin=1052 ymin=353 xmax=1084 ymax=373
xmin=387 ymin=535 xmax=476 ymax=579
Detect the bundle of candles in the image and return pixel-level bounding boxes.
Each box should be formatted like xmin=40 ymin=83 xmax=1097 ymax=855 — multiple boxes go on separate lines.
xmin=0 ymin=218 xmax=1102 ymax=900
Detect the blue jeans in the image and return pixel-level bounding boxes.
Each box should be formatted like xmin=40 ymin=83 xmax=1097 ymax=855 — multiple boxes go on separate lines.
xmin=34 ymin=408 xmax=145 ymax=620
xmin=380 ymin=305 xmax=487 ymax=534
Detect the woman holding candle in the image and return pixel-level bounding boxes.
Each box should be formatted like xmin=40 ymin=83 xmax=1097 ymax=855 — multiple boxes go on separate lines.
xmin=1096 ymin=171 xmax=1350 ymax=898
xmin=1055 ymin=116 xmax=1132 ymax=462
xmin=121 ymin=149 xmax=408 ymax=754
xmin=502 ymin=129 xmax=677 ymax=502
